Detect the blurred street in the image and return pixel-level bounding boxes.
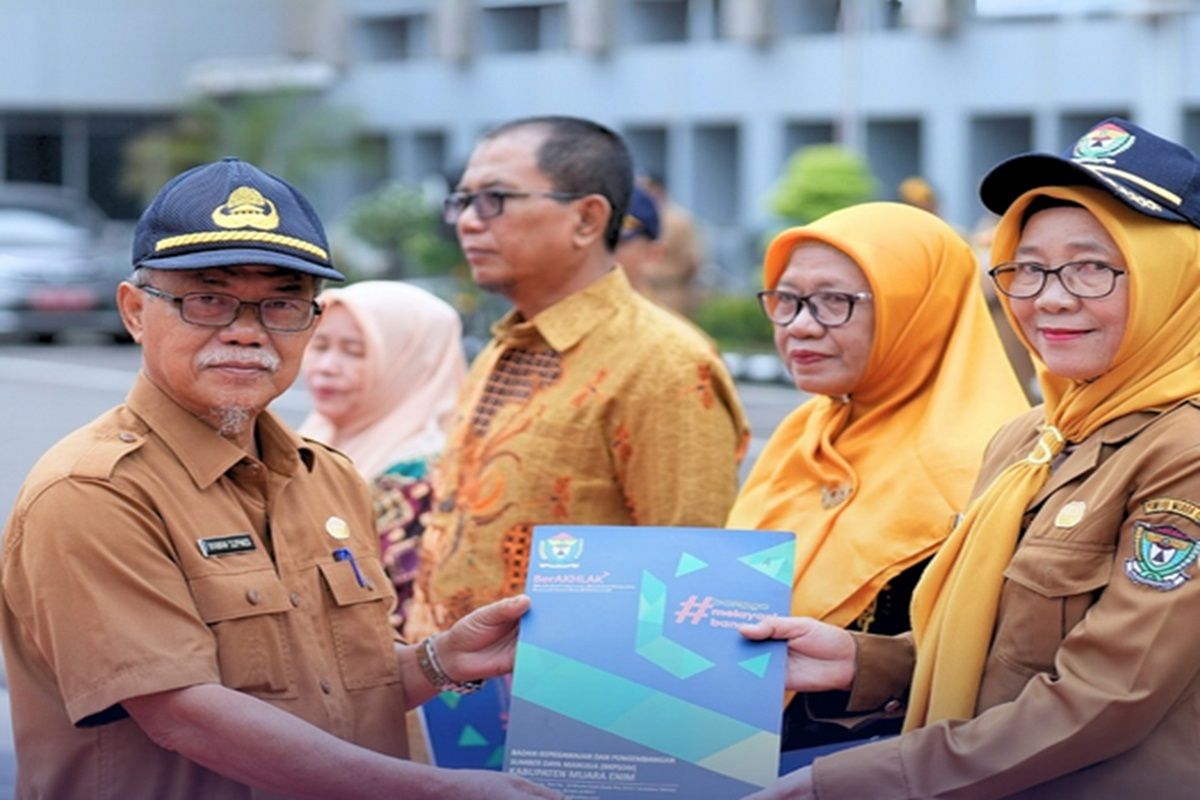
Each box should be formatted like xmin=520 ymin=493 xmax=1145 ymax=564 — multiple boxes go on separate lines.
xmin=0 ymin=337 xmax=800 ymax=795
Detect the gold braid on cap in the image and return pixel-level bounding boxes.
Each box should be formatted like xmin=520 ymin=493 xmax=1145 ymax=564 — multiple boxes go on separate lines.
xmin=154 ymin=230 xmax=329 ymax=262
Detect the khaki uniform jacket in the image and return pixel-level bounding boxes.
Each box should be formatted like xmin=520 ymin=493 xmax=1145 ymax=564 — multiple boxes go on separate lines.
xmin=0 ymin=375 xmax=407 ymax=800
xmin=814 ymin=399 xmax=1200 ymax=799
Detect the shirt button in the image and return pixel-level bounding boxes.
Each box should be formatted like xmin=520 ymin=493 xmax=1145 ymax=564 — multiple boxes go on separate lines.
xmin=883 ymin=699 xmax=902 ymax=713
xmin=320 ymin=678 xmax=333 ymax=694
xmin=246 ymin=589 xmax=261 ymax=605
xmin=118 ymin=432 xmax=137 ymax=443
xmin=289 ymin=592 xmax=302 ymax=608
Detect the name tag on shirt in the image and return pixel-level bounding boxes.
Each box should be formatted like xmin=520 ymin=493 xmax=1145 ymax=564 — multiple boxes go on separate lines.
xmin=197 ymin=534 xmax=257 ymax=558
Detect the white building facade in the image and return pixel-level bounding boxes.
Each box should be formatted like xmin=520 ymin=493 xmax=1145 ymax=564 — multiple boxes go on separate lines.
xmin=5 ymin=0 xmax=1200 ymax=279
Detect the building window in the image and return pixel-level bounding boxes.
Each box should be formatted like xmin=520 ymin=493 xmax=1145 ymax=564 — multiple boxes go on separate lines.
xmin=775 ymin=0 xmax=841 ymax=35
xmin=968 ymin=115 xmax=1033 ymax=218
xmin=625 ymin=125 xmax=669 ymax=179
xmin=865 ymin=118 xmax=921 ymax=203
xmin=480 ymin=3 xmax=567 ymax=53
xmin=623 ymin=0 xmax=690 ymax=44
xmin=692 ymin=123 xmax=740 ymax=225
xmin=357 ymin=14 xmax=431 ymax=61
xmin=782 ymin=121 xmax=835 ymax=165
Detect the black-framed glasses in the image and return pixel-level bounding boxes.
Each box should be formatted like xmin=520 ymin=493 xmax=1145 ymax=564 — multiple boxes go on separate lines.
xmin=442 ymin=189 xmax=586 ymax=224
xmin=756 ymin=289 xmax=873 ymax=328
xmin=137 ymin=285 xmax=321 ymax=332
xmin=988 ymin=260 xmax=1126 ymax=299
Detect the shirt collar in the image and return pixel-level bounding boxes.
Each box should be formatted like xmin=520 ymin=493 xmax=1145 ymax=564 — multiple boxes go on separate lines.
xmin=126 ymin=372 xmax=314 ymax=490
xmin=491 ymin=267 xmax=631 ymax=352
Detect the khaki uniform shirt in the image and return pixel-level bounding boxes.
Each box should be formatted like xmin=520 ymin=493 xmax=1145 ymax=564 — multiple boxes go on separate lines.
xmin=407 ymin=268 xmax=748 ymax=638
xmin=813 ymin=399 xmax=1200 ymax=799
xmin=0 ymin=374 xmax=407 ymax=800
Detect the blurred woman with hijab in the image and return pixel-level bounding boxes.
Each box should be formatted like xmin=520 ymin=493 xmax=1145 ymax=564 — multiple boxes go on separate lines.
xmin=301 ymin=280 xmax=466 ymax=628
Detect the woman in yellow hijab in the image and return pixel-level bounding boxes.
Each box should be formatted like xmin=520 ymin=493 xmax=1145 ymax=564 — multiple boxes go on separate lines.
xmin=742 ymin=118 xmax=1200 ymax=799
xmin=728 ymin=202 xmax=1028 ymax=752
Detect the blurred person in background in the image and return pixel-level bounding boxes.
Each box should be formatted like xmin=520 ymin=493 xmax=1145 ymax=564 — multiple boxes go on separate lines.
xmin=614 ymin=185 xmax=665 ymax=296
xmin=300 ymin=280 xmax=466 ymax=629
xmin=637 ymin=172 xmax=705 ymax=316
xmin=728 ymin=202 xmax=1028 ymax=760
xmin=897 ymin=175 xmax=940 ymax=216
xmin=406 ymin=115 xmax=748 ymax=641
xmin=741 ymin=118 xmax=1200 ymax=799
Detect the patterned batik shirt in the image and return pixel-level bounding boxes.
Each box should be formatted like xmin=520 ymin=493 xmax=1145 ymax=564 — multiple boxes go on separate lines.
xmin=406 ymin=268 xmax=749 ymax=639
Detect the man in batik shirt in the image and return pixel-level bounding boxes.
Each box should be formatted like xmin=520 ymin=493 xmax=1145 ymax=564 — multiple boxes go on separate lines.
xmin=406 ymin=116 xmax=748 ymax=639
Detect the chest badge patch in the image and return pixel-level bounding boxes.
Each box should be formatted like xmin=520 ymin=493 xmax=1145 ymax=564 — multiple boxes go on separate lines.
xmin=325 ymin=516 xmax=350 ymax=540
xmin=1054 ymin=501 xmax=1087 ymax=528
xmin=1125 ymin=521 xmax=1199 ymax=591
xmin=197 ymin=534 xmax=256 ymax=558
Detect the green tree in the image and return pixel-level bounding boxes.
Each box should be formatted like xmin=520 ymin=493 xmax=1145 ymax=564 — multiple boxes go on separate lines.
xmin=345 ymin=182 xmax=463 ymax=278
xmin=769 ymin=145 xmax=878 ymax=224
xmin=120 ymin=90 xmax=364 ymax=205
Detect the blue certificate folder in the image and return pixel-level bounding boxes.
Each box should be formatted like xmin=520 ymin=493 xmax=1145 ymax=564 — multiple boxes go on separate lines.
xmin=504 ymin=525 xmax=795 ymax=799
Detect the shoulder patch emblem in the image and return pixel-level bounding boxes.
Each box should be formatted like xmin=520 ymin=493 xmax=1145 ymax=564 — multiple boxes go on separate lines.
xmin=1125 ymin=521 xmax=1199 ymax=591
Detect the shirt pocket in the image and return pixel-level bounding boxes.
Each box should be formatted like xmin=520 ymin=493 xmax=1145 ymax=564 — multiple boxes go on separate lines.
xmin=317 ymin=556 xmax=401 ymax=690
xmin=189 ymin=568 xmax=297 ymax=698
xmin=993 ymin=541 xmax=1114 ymax=678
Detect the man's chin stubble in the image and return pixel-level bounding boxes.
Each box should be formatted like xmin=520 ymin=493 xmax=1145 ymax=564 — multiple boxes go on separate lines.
xmin=209 ymin=406 xmax=253 ymax=439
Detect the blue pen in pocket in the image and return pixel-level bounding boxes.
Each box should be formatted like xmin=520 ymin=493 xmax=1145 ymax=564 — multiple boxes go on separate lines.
xmin=332 ymin=547 xmax=368 ymax=588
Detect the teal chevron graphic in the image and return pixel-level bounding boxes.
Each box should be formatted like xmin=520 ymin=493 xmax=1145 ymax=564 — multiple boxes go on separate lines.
xmin=437 ymin=692 xmax=463 ymax=710
xmin=636 ymin=570 xmax=714 ymax=679
xmin=738 ymin=652 xmax=772 ymax=678
xmin=675 ymin=551 xmax=709 ymax=577
xmin=457 ymin=724 xmax=488 ymax=747
xmin=513 ymin=642 xmax=778 ymax=787
xmin=739 ymin=541 xmax=795 ymax=586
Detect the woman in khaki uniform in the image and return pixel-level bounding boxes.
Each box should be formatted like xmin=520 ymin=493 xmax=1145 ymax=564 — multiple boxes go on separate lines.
xmin=742 ymin=117 xmax=1200 ymax=798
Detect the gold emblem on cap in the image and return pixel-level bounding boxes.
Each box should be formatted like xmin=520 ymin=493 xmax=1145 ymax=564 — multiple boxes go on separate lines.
xmin=325 ymin=516 xmax=350 ymax=540
xmin=211 ymin=186 xmax=280 ymax=231
xmin=1055 ymin=501 xmax=1086 ymax=528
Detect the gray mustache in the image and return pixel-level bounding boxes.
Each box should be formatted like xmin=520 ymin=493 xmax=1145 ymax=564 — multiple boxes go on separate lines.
xmin=197 ymin=349 xmax=281 ymax=372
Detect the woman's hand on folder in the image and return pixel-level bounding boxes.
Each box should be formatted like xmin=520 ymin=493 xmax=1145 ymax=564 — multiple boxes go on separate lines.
xmin=739 ymin=617 xmax=856 ymax=693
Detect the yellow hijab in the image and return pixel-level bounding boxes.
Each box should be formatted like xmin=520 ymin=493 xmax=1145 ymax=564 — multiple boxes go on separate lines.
xmin=727 ymin=202 xmax=1028 ymax=625
xmin=907 ymin=186 xmax=1200 ymax=729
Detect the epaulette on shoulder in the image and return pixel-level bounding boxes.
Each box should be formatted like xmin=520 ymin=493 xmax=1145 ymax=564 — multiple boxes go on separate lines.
xmin=300 ymin=435 xmax=355 ymax=466
xmin=70 ymin=428 xmax=147 ymax=481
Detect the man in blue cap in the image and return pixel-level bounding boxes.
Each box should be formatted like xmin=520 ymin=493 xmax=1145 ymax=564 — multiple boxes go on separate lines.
xmin=0 ymin=158 xmax=559 ymax=799
xmin=615 ymin=185 xmax=666 ymax=297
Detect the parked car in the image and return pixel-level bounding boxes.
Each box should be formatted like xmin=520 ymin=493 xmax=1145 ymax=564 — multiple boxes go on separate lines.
xmin=0 ymin=183 xmax=130 ymax=342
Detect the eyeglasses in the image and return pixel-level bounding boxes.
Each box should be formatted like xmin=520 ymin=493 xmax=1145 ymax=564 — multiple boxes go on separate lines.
xmin=137 ymin=285 xmax=321 ymax=332
xmin=756 ymin=289 xmax=873 ymax=328
xmin=442 ymin=189 xmax=586 ymax=224
xmin=988 ymin=260 xmax=1126 ymax=299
